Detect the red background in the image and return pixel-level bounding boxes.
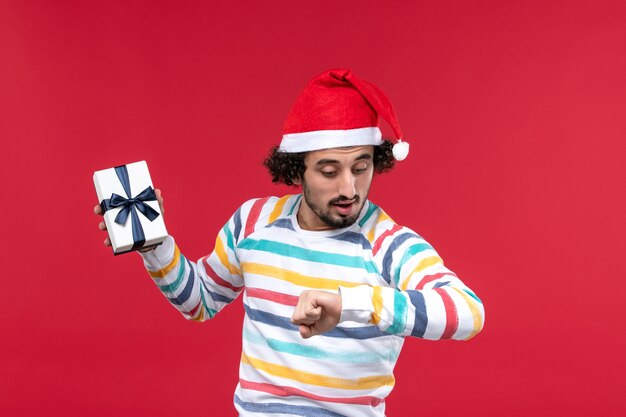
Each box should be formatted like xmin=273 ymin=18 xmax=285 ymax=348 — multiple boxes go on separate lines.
xmin=1 ymin=1 xmax=625 ymax=416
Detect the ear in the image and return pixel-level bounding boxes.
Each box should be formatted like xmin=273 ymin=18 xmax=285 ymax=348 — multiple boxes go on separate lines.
xmin=291 ymin=176 xmax=302 ymax=186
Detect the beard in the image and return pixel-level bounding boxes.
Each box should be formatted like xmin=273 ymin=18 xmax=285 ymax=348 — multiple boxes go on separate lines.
xmin=302 ymin=182 xmax=367 ymax=229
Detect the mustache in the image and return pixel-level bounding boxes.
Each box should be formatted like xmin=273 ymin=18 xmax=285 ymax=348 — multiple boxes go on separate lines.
xmin=328 ymin=195 xmax=360 ymax=206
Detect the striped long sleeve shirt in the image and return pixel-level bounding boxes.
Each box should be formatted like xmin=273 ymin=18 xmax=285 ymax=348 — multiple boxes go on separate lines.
xmin=140 ymin=194 xmax=484 ymax=417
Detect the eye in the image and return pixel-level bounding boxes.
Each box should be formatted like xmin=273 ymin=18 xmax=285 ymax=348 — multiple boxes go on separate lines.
xmin=321 ymin=170 xmax=337 ymax=178
xmin=352 ymin=164 xmax=369 ymax=175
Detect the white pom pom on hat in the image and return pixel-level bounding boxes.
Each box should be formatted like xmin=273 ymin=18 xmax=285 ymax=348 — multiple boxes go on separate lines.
xmin=392 ymin=140 xmax=410 ymax=161
xmin=279 ymin=68 xmax=410 ymax=161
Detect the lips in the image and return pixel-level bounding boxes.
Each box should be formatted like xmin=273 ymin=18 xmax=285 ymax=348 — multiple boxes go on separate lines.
xmin=333 ymin=201 xmax=354 ymax=216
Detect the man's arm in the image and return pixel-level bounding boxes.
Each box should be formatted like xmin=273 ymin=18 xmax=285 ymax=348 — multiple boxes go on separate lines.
xmin=138 ymin=232 xmax=244 ymax=321
xmin=339 ymin=263 xmax=484 ymax=340
xmin=291 ymin=228 xmax=484 ymax=340
xmin=95 ymin=190 xmax=245 ymax=321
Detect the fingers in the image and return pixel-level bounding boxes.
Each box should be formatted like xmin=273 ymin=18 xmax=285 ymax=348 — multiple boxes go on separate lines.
xmin=299 ymin=324 xmax=314 ymax=339
xmin=291 ymin=290 xmax=321 ymax=325
xmin=155 ymin=188 xmax=164 ymax=216
xmin=291 ymin=306 xmax=321 ymax=325
xmin=291 ymin=290 xmax=341 ymax=339
xmin=95 ymin=204 xmax=110 ymax=246
xmin=300 ymin=306 xmax=322 ymax=325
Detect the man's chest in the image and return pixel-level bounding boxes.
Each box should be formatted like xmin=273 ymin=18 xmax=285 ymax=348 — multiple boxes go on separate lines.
xmin=236 ymin=234 xmax=384 ymax=294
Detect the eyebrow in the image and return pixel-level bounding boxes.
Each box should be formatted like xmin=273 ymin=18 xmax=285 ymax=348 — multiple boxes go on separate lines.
xmin=315 ymin=153 xmax=373 ymax=166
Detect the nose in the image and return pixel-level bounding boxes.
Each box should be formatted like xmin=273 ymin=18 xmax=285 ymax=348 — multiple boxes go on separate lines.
xmin=337 ymin=171 xmax=356 ymax=200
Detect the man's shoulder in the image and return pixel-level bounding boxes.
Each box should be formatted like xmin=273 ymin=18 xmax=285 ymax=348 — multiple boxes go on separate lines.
xmin=238 ymin=194 xmax=300 ymax=217
xmin=360 ymin=201 xmax=404 ymax=233
xmin=233 ymin=194 xmax=300 ymax=232
xmin=361 ymin=201 xmax=424 ymax=252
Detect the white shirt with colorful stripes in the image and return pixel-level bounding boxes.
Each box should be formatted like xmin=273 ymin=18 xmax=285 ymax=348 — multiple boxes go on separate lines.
xmin=140 ymin=194 xmax=484 ymax=417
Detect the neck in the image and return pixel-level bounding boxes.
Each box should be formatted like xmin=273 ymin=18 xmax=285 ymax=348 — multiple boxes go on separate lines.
xmin=296 ymin=210 xmax=336 ymax=231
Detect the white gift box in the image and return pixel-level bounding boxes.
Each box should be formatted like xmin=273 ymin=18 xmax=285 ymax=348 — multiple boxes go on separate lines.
xmin=93 ymin=160 xmax=167 ymax=255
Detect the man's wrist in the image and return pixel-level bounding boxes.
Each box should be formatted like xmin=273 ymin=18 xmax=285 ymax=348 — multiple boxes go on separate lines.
xmin=139 ymin=235 xmax=176 ymax=271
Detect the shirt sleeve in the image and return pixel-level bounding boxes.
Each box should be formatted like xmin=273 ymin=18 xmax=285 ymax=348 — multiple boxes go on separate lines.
xmin=339 ymin=227 xmax=485 ymax=340
xmin=139 ymin=206 xmax=246 ymax=322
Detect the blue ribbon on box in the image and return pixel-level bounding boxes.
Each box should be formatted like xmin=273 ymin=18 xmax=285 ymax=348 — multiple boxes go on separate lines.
xmin=100 ymin=165 xmax=160 ymax=251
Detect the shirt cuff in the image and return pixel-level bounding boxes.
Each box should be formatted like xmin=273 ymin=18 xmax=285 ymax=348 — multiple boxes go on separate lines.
xmin=139 ymin=235 xmax=175 ymax=271
xmin=339 ymin=285 xmax=374 ymax=324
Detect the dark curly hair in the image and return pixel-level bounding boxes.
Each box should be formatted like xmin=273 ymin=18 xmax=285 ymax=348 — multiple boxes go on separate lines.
xmin=263 ymin=139 xmax=396 ymax=186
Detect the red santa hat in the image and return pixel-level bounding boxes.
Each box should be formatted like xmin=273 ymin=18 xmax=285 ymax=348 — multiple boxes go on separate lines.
xmin=279 ymin=68 xmax=410 ymax=160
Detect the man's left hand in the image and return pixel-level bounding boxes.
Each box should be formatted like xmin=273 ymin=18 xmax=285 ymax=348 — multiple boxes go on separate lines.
xmin=291 ymin=290 xmax=341 ymax=339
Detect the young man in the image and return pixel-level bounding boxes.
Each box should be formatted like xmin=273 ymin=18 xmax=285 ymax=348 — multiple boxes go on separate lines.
xmin=96 ymin=68 xmax=484 ymax=417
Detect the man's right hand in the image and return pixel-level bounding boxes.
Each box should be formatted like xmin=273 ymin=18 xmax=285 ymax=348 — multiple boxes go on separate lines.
xmin=94 ymin=188 xmax=164 ymax=247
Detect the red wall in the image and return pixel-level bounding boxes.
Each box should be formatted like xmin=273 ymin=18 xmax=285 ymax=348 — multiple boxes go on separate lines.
xmin=2 ymin=1 xmax=625 ymax=416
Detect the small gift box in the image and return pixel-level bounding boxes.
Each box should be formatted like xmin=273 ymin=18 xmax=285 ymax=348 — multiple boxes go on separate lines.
xmin=93 ymin=160 xmax=167 ymax=255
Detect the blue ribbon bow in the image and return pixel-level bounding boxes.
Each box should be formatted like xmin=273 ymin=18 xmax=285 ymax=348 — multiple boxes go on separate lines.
xmin=100 ymin=165 xmax=160 ymax=251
